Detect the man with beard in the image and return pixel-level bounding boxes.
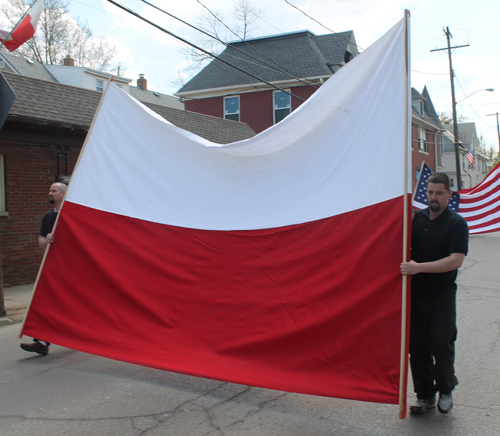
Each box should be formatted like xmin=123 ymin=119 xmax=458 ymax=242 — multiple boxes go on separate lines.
xmin=20 ymin=182 xmax=67 ymax=355
xmin=401 ymin=172 xmax=468 ymax=415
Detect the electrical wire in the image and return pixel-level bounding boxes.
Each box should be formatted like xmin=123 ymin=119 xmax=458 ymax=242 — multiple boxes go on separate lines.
xmin=195 ymin=0 xmax=316 ymax=86
xmin=283 ymin=0 xmax=365 ymax=52
xmin=106 ymin=0 xmax=306 ymax=101
xmin=141 ymin=0 xmax=319 ymax=90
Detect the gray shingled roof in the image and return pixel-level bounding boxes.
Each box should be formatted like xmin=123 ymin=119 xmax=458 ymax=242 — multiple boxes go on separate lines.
xmin=445 ymin=122 xmax=478 ymax=148
xmin=1 ymin=72 xmax=255 ymax=144
xmin=411 ymin=87 xmax=443 ymax=130
xmin=129 ymin=86 xmax=184 ymax=110
xmin=421 ymin=86 xmax=445 ymax=129
xmin=0 ymin=52 xmax=57 ymax=82
xmin=177 ymin=30 xmax=356 ymax=94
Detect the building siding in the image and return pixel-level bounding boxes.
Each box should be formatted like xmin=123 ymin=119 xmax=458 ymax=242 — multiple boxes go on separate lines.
xmin=185 ymin=85 xmax=318 ymax=134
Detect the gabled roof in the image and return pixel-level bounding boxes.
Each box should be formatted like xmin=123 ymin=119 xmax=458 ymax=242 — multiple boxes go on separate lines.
xmin=176 ymin=30 xmax=357 ymax=95
xmin=411 ymin=87 xmax=444 ymax=131
xmin=0 ymin=52 xmax=57 ymax=82
xmin=1 ymin=52 xmax=183 ymax=111
xmin=421 ymin=86 xmax=444 ymax=129
xmin=445 ymin=122 xmax=479 ymax=148
xmin=129 ymin=86 xmax=184 ymax=111
xmin=1 ymin=72 xmax=255 ymax=144
xmin=44 ymin=63 xmax=132 ymax=85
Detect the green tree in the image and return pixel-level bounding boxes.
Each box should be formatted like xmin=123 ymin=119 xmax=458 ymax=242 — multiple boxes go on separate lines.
xmin=0 ymin=0 xmax=116 ymax=70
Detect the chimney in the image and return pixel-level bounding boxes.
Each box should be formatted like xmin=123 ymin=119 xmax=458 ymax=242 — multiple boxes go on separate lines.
xmin=63 ymin=55 xmax=74 ymax=67
xmin=137 ymin=74 xmax=147 ymax=90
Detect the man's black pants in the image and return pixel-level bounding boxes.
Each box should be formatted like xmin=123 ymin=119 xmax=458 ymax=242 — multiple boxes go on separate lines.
xmin=409 ymin=294 xmax=458 ymax=399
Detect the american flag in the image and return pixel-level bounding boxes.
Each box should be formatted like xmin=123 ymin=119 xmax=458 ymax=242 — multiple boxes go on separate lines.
xmin=413 ymin=162 xmax=500 ymax=234
xmin=465 ymin=149 xmax=475 ymax=168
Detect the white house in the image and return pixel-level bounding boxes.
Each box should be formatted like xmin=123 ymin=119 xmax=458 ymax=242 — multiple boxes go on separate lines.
xmin=441 ymin=123 xmax=488 ymax=190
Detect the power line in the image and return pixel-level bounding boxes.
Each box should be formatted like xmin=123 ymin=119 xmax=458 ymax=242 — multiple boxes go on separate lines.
xmin=283 ymin=0 xmax=365 ymax=52
xmin=195 ymin=0 xmax=309 ymax=83
xmin=106 ymin=0 xmax=306 ymax=101
xmin=142 ymin=0 xmax=319 ymax=91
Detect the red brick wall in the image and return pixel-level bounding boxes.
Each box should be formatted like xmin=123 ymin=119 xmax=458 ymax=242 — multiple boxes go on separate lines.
xmin=0 ymin=140 xmax=79 ymax=286
xmin=411 ymin=123 xmax=437 ymax=191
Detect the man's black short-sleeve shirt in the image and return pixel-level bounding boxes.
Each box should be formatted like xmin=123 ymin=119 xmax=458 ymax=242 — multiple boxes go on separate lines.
xmin=40 ymin=209 xmax=57 ymax=237
xmin=411 ymin=207 xmax=469 ymax=296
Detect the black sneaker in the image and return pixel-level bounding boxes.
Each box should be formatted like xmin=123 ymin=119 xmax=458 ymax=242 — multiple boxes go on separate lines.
xmin=20 ymin=341 xmax=49 ymax=355
xmin=438 ymin=393 xmax=453 ymax=414
xmin=410 ymin=397 xmax=437 ymax=413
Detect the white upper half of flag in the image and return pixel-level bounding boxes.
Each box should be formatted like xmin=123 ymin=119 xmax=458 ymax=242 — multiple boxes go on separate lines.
xmin=67 ymin=17 xmax=411 ymax=231
xmin=28 ymin=0 xmax=44 ymax=29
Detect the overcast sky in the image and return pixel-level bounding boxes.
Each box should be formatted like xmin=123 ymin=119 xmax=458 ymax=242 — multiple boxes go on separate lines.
xmin=2 ymin=0 xmax=500 ymax=148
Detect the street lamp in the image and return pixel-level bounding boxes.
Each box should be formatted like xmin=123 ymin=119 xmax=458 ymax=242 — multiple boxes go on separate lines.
xmin=452 ymin=88 xmax=494 ymax=190
xmin=456 ymin=88 xmax=494 ymax=104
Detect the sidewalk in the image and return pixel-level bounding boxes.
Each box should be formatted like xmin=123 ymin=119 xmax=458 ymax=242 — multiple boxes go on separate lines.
xmin=0 ymin=284 xmax=34 ymax=327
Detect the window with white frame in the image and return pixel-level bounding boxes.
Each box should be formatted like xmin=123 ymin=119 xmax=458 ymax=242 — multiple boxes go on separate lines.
xmin=273 ymin=90 xmax=291 ymax=124
xmin=96 ymin=79 xmax=104 ymax=92
xmin=0 ymin=155 xmax=5 ymax=212
xmin=418 ymin=127 xmax=428 ymax=152
xmin=224 ymin=96 xmax=240 ymax=121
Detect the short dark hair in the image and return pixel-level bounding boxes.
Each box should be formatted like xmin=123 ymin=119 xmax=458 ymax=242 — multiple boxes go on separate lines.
xmin=428 ymin=172 xmax=451 ymax=191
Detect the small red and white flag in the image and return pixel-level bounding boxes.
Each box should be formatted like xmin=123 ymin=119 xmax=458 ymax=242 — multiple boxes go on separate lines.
xmin=0 ymin=0 xmax=44 ymax=52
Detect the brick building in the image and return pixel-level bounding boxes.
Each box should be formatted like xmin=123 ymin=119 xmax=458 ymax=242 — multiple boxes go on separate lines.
xmin=175 ymin=30 xmax=358 ymax=134
xmin=0 ymin=72 xmax=255 ymax=287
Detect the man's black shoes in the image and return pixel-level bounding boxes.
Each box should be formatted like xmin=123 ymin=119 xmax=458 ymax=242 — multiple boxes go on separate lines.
xmin=20 ymin=341 xmax=49 ymax=355
xmin=409 ymin=397 xmax=437 ymax=414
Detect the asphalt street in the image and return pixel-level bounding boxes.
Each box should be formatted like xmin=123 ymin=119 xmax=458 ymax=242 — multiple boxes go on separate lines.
xmin=0 ymin=233 xmax=499 ymax=436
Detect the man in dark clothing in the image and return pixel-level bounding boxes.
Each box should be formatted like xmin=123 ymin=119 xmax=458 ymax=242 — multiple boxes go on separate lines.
xmin=20 ymin=182 xmax=67 ymax=355
xmin=401 ymin=172 xmax=468 ymax=415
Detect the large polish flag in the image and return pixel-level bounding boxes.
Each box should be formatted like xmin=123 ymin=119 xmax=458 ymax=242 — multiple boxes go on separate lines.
xmin=0 ymin=0 xmax=44 ymax=52
xmin=22 ymin=15 xmax=411 ymax=406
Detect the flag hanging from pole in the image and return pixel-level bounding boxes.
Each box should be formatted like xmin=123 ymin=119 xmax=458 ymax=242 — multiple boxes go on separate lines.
xmin=0 ymin=0 xmax=44 ymax=52
xmin=22 ymin=16 xmax=411 ymax=405
xmin=413 ymin=162 xmax=500 ymax=234
xmin=465 ymin=149 xmax=475 ymax=168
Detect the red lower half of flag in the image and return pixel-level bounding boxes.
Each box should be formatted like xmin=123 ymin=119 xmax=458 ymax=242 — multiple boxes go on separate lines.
xmin=23 ymin=198 xmax=406 ymax=404
xmin=3 ymin=15 xmax=35 ymax=51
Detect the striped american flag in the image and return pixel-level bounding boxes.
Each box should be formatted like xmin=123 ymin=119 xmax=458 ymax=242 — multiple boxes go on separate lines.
xmin=413 ymin=162 xmax=500 ymax=234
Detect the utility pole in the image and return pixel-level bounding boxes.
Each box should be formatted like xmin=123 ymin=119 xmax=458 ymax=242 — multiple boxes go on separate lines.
xmin=486 ymin=112 xmax=500 ymax=152
xmin=431 ymin=27 xmax=469 ymax=190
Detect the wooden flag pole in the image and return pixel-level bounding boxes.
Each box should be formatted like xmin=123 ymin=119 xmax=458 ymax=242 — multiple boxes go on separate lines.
xmin=18 ymin=76 xmax=114 ymax=338
xmin=399 ymin=9 xmax=411 ymax=419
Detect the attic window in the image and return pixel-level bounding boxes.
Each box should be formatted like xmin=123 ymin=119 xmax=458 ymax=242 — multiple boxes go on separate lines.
xmin=344 ymin=51 xmax=353 ymax=63
xmin=96 ymin=79 xmax=104 ymax=92
xmin=412 ymin=98 xmax=424 ymax=115
xmin=224 ymin=96 xmax=240 ymax=121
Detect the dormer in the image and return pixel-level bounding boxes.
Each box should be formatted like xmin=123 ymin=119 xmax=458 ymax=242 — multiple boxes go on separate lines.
xmin=411 ymin=88 xmax=426 ymax=116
